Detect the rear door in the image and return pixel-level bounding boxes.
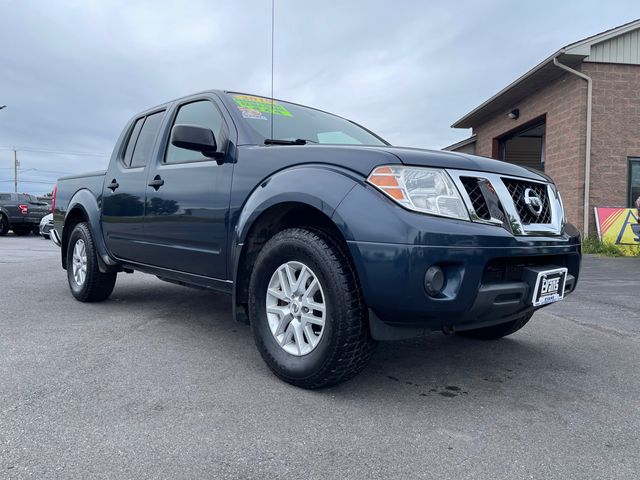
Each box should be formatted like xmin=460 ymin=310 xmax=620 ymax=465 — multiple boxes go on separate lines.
xmin=136 ymin=97 xmax=233 ymax=279
xmin=102 ymin=110 xmax=165 ymax=261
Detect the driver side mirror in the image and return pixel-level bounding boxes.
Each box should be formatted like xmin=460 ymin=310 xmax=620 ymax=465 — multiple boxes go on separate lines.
xmin=170 ymin=124 xmax=222 ymax=160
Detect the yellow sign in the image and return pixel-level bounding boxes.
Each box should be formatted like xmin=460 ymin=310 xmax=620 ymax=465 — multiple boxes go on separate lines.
xmin=594 ymin=207 xmax=640 ymax=253
xmin=232 ymin=94 xmax=292 ymax=117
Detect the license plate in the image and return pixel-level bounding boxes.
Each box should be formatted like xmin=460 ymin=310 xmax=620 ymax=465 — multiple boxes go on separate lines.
xmin=531 ymin=267 xmax=568 ymax=307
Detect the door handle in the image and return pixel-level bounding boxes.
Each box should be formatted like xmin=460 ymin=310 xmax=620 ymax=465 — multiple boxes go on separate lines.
xmin=148 ymin=175 xmax=165 ymax=191
xmin=107 ymin=179 xmax=119 ymax=192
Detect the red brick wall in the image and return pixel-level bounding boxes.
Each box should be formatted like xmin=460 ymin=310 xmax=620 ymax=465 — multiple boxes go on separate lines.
xmin=583 ymin=62 xmax=640 ymax=216
xmin=470 ymin=62 xmax=640 ymax=235
xmin=472 ymin=70 xmax=587 ymax=232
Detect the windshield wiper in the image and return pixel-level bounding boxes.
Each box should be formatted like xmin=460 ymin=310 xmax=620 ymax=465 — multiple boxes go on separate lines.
xmin=264 ymin=138 xmax=317 ymax=145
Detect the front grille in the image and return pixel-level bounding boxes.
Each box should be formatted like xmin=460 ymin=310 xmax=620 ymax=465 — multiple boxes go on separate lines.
xmin=502 ymin=179 xmax=552 ymax=224
xmin=483 ymin=255 xmax=568 ymax=283
xmin=460 ymin=177 xmax=491 ymax=220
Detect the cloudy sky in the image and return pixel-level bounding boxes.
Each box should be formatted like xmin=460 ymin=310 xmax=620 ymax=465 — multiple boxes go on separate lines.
xmin=0 ymin=0 xmax=637 ymax=194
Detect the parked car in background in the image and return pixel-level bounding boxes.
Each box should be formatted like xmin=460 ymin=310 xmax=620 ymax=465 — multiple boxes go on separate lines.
xmin=0 ymin=193 xmax=51 ymax=236
xmin=39 ymin=213 xmax=54 ymax=238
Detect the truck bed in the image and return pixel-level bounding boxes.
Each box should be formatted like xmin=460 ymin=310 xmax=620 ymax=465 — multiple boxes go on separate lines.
xmin=55 ymin=170 xmax=106 ymax=212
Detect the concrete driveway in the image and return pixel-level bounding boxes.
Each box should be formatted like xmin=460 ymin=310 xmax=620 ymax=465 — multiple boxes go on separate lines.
xmin=1 ymin=234 xmax=639 ymax=479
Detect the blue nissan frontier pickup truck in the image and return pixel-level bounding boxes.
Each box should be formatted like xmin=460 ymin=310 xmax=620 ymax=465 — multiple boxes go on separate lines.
xmin=51 ymin=91 xmax=581 ymax=388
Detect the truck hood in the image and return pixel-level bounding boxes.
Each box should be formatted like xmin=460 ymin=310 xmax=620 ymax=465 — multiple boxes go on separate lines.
xmin=378 ymin=146 xmax=550 ymax=183
xmin=242 ymin=144 xmax=550 ymax=183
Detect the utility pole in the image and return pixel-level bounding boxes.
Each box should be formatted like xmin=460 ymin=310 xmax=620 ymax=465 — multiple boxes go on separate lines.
xmin=13 ymin=149 xmax=18 ymax=193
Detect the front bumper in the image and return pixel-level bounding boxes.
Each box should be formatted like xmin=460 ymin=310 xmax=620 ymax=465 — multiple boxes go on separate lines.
xmin=39 ymin=221 xmax=54 ymax=236
xmin=347 ymin=229 xmax=581 ymax=339
xmin=50 ymin=227 xmax=62 ymax=246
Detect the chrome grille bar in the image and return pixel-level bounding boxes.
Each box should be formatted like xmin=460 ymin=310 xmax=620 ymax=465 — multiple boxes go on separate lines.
xmin=447 ymin=169 xmax=564 ymax=236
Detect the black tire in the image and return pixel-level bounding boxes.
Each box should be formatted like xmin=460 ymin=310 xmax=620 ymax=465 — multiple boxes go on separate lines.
xmin=12 ymin=226 xmax=31 ymax=236
xmin=0 ymin=215 xmax=8 ymax=236
xmin=248 ymin=227 xmax=376 ymax=389
xmin=456 ymin=312 xmax=534 ymax=340
xmin=32 ymin=225 xmax=40 ymax=235
xmin=66 ymin=222 xmax=117 ymax=302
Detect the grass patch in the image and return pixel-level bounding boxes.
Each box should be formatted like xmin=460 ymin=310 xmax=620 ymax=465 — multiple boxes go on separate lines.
xmin=581 ymin=236 xmax=640 ymax=257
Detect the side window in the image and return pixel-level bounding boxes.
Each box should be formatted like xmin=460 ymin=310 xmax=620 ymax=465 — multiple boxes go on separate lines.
xmin=130 ymin=111 xmax=165 ymax=168
xmin=0 ymin=194 xmax=10 ymax=201
xmin=165 ymin=100 xmax=225 ymax=164
xmin=123 ymin=118 xmax=144 ymax=167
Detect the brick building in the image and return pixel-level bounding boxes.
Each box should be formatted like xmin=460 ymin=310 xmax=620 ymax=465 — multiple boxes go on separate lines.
xmin=446 ymin=20 xmax=640 ymax=236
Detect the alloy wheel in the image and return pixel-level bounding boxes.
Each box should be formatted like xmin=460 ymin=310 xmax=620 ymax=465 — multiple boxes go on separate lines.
xmin=72 ymin=239 xmax=87 ymax=286
xmin=265 ymin=261 xmax=326 ymax=356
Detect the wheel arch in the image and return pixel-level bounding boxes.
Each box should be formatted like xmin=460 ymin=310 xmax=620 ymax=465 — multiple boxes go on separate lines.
xmin=62 ymin=189 xmax=118 ymax=272
xmin=231 ymin=167 xmax=362 ymax=317
xmin=233 ymin=198 xmax=358 ymax=323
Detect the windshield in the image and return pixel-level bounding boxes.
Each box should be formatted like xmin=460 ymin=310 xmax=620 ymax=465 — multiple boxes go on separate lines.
xmin=229 ymin=93 xmax=387 ymax=146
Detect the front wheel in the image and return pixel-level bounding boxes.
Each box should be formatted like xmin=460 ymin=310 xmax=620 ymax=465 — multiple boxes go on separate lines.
xmin=66 ymin=222 xmax=117 ymax=302
xmin=248 ymin=228 xmax=375 ymax=389
xmin=456 ymin=312 xmax=534 ymax=340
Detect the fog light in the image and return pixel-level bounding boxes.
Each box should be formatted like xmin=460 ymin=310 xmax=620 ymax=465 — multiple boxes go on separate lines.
xmin=424 ymin=265 xmax=445 ymax=296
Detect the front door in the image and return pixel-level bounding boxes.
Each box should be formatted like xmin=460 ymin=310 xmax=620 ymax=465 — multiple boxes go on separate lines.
xmin=102 ymin=110 xmax=165 ymax=261
xmin=138 ymin=98 xmax=232 ymax=279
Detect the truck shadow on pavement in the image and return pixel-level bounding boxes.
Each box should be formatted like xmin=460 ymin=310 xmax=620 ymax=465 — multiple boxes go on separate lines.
xmin=104 ymin=278 xmax=581 ymax=403
xmin=347 ymin=333 xmax=581 ymax=402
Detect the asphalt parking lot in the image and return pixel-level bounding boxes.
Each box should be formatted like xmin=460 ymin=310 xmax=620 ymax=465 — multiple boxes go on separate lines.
xmin=1 ymin=234 xmax=639 ymax=479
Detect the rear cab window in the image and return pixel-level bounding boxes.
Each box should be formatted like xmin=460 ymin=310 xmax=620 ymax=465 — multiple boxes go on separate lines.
xmin=122 ymin=111 xmax=165 ymax=168
xmin=123 ymin=118 xmax=144 ymax=167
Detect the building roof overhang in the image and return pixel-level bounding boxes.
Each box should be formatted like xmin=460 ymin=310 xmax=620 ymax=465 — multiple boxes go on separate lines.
xmin=443 ymin=135 xmax=476 ymax=151
xmin=451 ymin=19 xmax=640 ymax=129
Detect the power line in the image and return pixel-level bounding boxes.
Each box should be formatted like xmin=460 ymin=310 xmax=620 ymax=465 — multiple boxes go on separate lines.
xmin=21 ymin=168 xmax=73 ymax=175
xmin=0 ymin=179 xmax=54 ymax=185
xmin=0 ymin=146 xmax=109 ymax=158
xmin=14 ymin=177 xmax=58 ymax=182
xmin=0 ymin=167 xmax=73 ymax=174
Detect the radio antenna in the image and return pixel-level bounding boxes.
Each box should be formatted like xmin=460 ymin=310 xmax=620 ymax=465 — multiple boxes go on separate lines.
xmin=270 ymin=0 xmax=275 ymax=141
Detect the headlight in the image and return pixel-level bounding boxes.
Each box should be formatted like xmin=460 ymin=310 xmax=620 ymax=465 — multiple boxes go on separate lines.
xmin=367 ymin=165 xmax=469 ymax=220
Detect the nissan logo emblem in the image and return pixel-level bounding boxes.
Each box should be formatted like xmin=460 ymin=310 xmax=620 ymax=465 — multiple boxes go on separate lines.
xmin=523 ymin=188 xmax=543 ymax=216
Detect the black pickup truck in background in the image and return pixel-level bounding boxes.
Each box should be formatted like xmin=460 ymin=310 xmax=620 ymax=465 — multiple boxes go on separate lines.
xmin=0 ymin=192 xmax=51 ymax=236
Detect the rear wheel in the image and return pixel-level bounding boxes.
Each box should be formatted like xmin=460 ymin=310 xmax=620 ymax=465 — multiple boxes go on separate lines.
xmin=248 ymin=228 xmax=375 ymax=389
xmin=66 ymin=222 xmax=117 ymax=302
xmin=0 ymin=215 xmax=8 ymax=236
xmin=456 ymin=312 xmax=533 ymax=340
xmin=12 ymin=226 xmax=31 ymax=236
